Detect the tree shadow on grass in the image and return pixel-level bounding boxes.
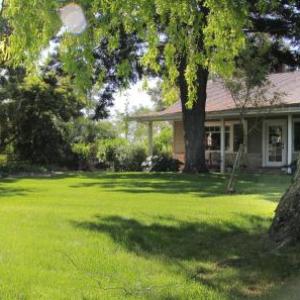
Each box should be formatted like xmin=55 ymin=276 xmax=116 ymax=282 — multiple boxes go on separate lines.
xmin=1 ymin=171 xmax=289 ymax=201
xmin=72 ymin=214 xmax=300 ymax=299
xmin=69 ymin=172 xmax=289 ymax=201
xmin=0 ymin=186 xmax=31 ymax=198
xmin=0 ymin=179 xmax=32 ymax=198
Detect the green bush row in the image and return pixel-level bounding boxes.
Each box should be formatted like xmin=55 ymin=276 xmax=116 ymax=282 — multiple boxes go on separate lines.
xmin=72 ymin=138 xmax=148 ymax=171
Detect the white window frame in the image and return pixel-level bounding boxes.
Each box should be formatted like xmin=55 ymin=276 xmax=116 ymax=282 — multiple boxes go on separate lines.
xmin=205 ymin=120 xmax=241 ymax=153
xmin=262 ymin=119 xmax=287 ymax=167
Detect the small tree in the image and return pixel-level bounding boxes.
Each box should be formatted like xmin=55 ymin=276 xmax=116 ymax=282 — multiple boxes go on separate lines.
xmin=224 ymin=36 xmax=283 ymax=192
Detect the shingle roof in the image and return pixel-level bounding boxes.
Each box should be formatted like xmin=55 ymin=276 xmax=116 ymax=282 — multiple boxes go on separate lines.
xmin=132 ymin=71 xmax=300 ymax=121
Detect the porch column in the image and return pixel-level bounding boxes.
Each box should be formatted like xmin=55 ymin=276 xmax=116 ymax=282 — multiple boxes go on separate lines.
xmin=288 ymin=114 xmax=293 ymax=174
xmin=147 ymin=121 xmax=153 ymax=157
xmin=242 ymin=119 xmax=248 ymax=153
xmin=220 ymin=118 xmax=225 ymax=173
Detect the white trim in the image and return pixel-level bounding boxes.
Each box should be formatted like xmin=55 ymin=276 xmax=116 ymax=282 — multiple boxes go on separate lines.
xmin=132 ymin=106 xmax=300 ymax=122
xmin=147 ymin=121 xmax=153 ymax=156
xmin=205 ymin=120 xmax=240 ymax=153
xmin=288 ymin=115 xmax=293 ymax=173
xmin=263 ymin=119 xmax=287 ymax=167
xmin=220 ymin=118 xmax=225 ymax=173
xmin=243 ymin=119 xmax=248 ymax=154
xmin=172 ymin=121 xmax=176 ymax=158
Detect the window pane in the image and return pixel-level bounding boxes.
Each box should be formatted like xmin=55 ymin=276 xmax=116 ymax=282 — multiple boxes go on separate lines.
xmin=206 ymin=132 xmax=220 ymax=150
xmin=205 ymin=125 xmax=231 ymax=151
xmin=225 ymin=132 xmax=230 ymax=150
xmin=294 ymin=122 xmax=300 ymax=151
xmin=206 ymin=126 xmax=220 ymax=133
xmin=233 ymin=124 xmax=244 ymax=152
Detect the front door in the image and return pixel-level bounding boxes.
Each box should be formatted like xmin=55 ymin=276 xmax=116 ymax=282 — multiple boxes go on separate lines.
xmin=265 ymin=120 xmax=287 ymax=167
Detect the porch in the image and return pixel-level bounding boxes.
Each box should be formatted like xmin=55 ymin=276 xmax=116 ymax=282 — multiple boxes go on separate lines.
xmin=144 ymin=114 xmax=300 ymax=174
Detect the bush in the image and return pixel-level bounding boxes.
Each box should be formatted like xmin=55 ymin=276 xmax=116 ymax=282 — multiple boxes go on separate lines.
xmin=71 ymin=143 xmax=98 ymax=170
xmin=0 ymin=161 xmax=49 ymax=177
xmin=153 ymin=127 xmax=173 ymax=156
xmin=71 ymin=137 xmax=147 ymax=172
xmin=0 ymin=155 xmax=7 ymax=166
xmin=143 ymin=154 xmax=182 ymax=172
xmin=119 ymin=144 xmax=147 ymax=171
xmin=96 ymin=138 xmax=126 ymax=170
xmin=97 ymin=139 xmax=147 ymax=171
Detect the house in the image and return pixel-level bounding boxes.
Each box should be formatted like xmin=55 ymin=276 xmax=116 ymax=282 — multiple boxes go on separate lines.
xmin=132 ymin=71 xmax=300 ymax=173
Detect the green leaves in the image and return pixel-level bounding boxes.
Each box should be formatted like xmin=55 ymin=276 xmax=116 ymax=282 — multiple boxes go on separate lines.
xmin=2 ymin=0 xmax=249 ymax=104
xmin=4 ymin=0 xmax=60 ymax=65
xmin=204 ymin=0 xmax=248 ymax=77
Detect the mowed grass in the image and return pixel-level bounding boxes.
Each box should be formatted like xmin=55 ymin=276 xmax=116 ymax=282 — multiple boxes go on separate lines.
xmin=0 ymin=172 xmax=299 ymax=300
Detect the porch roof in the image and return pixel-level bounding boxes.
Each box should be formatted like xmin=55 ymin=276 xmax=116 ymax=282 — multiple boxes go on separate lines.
xmin=132 ymin=71 xmax=300 ymax=122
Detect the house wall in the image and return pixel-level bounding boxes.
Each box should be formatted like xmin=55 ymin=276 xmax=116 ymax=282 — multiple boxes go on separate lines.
xmin=173 ymin=121 xmax=185 ymax=162
xmin=246 ymin=118 xmax=263 ymax=169
xmin=172 ymin=115 xmax=300 ymax=169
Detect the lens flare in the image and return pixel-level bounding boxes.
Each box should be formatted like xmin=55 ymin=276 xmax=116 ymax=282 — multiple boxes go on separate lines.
xmin=60 ymin=3 xmax=87 ymax=35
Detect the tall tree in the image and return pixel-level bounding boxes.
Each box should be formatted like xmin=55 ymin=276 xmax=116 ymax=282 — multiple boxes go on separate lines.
xmin=0 ymin=66 xmax=85 ymax=165
xmin=2 ymin=0 xmax=248 ymax=173
xmin=91 ymin=28 xmax=144 ymax=120
xmin=249 ymin=0 xmax=300 ymax=70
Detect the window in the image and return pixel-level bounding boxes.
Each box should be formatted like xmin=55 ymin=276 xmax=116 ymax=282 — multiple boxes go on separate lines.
xmin=205 ymin=126 xmax=230 ymax=151
xmin=233 ymin=124 xmax=244 ymax=152
xmin=294 ymin=121 xmax=300 ymax=151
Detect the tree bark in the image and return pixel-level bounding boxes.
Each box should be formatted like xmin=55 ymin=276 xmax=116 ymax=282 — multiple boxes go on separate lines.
xmin=178 ymin=58 xmax=209 ymax=173
xmin=269 ymin=154 xmax=300 ymax=246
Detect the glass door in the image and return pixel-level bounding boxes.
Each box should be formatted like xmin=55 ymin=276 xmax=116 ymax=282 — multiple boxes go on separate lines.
xmin=266 ymin=121 xmax=286 ymax=167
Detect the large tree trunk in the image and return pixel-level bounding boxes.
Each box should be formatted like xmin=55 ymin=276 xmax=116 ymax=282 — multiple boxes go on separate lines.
xmin=269 ymin=155 xmax=300 ymax=246
xmin=178 ymin=59 xmax=209 ymax=173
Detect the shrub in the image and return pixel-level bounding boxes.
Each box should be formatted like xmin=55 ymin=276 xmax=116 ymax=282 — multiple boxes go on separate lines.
xmin=143 ymin=154 xmax=182 ymax=172
xmin=0 ymin=161 xmax=49 ymax=177
xmin=71 ymin=138 xmax=147 ymax=172
xmin=119 ymin=144 xmax=147 ymax=171
xmin=71 ymin=143 xmax=98 ymax=170
xmin=0 ymin=155 xmax=7 ymax=166
xmin=153 ymin=127 xmax=173 ymax=156
xmin=96 ymin=139 xmax=147 ymax=171
xmin=96 ymin=138 xmax=127 ymax=170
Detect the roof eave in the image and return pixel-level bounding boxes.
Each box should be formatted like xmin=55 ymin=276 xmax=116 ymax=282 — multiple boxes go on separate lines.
xmin=131 ymin=104 xmax=300 ymax=122
xmin=129 ymin=112 xmax=182 ymax=122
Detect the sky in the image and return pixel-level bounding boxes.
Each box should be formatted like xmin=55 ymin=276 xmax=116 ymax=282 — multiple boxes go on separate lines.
xmin=109 ymin=81 xmax=155 ymax=118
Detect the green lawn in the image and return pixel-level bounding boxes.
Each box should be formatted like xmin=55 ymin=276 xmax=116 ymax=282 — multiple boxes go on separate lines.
xmin=0 ymin=172 xmax=299 ymax=300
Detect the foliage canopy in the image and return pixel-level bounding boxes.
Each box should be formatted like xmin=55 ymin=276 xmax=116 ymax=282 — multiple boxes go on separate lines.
xmin=2 ymin=0 xmax=249 ymax=104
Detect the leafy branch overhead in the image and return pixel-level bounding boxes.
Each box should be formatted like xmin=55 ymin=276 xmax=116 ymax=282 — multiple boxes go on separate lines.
xmin=2 ymin=0 xmax=249 ymax=105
